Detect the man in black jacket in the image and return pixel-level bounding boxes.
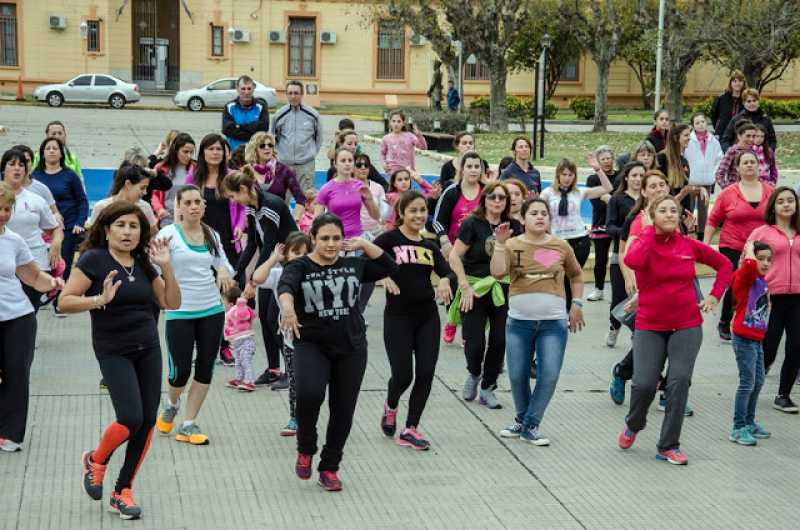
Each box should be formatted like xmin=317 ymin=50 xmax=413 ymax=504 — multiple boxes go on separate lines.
xmin=721 ymin=88 xmax=777 ymax=152
xmin=221 ymin=75 xmax=270 ymax=151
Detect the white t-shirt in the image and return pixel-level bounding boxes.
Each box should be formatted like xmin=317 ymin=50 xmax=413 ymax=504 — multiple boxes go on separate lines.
xmin=26 ymin=179 xmax=56 ymax=207
xmin=7 ymin=189 xmax=59 ymax=270
xmin=540 ymin=187 xmax=588 ymax=240
xmin=508 ymin=292 xmax=567 ymax=321
xmin=158 ymin=223 xmax=234 ymax=318
xmin=90 ymin=197 xmax=157 ymax=228
xmin=0 ymin=228 xmax=35 ymax=321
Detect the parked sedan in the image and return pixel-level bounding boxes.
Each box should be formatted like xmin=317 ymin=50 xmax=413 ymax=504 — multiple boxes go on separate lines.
xmin=173 ymin=78 xmax=278 ymax=111
xmin=32 ymin=74 xmax=140 ymax=109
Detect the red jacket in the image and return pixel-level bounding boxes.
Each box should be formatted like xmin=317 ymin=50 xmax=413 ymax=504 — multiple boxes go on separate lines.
xmin=731 ymin=258 xmax=770 ymax=341
xmin=625 ymin=225 xmax=732 ymax=331
xmin=746 ymin=224 xmax=800 ymax=295
xmin=707 ymin=182 xmax=771 ymax=251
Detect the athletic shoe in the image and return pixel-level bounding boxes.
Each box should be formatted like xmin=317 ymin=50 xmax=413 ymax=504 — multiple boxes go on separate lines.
xmin=271 ymin=373 xmax=290 ymax=391
xmin=618 ymin=427 xmax=637 ymax=449
xmin=749 ymin=422 xmax=771 ymax=439
xmin=109 ymin=488 xmax=141 ymax=520
xmin=520 ymin=425 xmax=550 ymax=445
xmin=280 ymin=418 xmax=297 ymax=437
xmin=499 ymin=420 xmax=523 ymax=438
xmin=80 ymin=450 xmax=106 ymax=500
xmin=606 ymin=328 xmax=619 ymax=348
xmin=98 ymin=378 xmax=107 ymax=390
xmin=462 ymin=374 xmax=480 ymax=401
xmin=175 ymin=422 xmax=209 ymax=445
xmin=609 ymin=364 xmax=625 ymax=405
xmin=656 ymin=448 xmax=688 ymax=465
xmin=381 ymin=402 xmax=397 ymax=437
xmin=773 ymin=395 xmax=799 ymax=413
xmin=587 ymin=288 xmax=604 ymax=301
xmin=254 ymin=370 xmax=280 ymax=387
xmin=237 ymin=382 xmax=256 ymax=392
xmin=479 ymin=388 xmax=502 ymax=409
xmin=156 ymin=403 xmax=179 ymax=435
xmin=397 ymin=427 xmax=431 ymax=451
xmin=0 ymin=438 xmax=21 ymax=452
xmin=443 ymin=323 xmax=457 ymax=344
xmin=729 ymin=426 xmax=757 ymax=446
xmin=295 ymin=453 xmax=313 ymax=480
xmin=718 ymin=326 xmax=732 ymax=341
xmin=658 ymin=394 xmax=694 ymax=416
xmin=318 ymin=471 xmax=343 ymax=492
xmin=225 ymin=378 xmax=242 ymax=389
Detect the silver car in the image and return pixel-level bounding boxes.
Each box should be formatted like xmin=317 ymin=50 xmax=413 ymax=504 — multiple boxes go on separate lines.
xmin=173 ymin=78 xmax=278 ymax=111
xmin=32 ymin=74 xmax=141 ymax=109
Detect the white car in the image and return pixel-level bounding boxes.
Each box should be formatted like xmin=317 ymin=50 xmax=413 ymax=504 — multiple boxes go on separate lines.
xmin=32 ymin=74 xmax=140 ymax=109
xmin=173 ymin=78 xmax=278 ymax=111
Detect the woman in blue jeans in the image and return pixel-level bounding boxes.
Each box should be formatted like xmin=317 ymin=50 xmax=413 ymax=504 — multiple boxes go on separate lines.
xmin=490 ymin=198 xmax=585 ymax=445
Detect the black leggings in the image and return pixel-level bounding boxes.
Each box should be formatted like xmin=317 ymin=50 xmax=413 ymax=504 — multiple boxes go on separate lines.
xmin=718 ymin=247 xmax=741 ymax=330
xmin=609 ymin=263 xmax=626 ymax=330
xmin=294 ymin=339 xmax=367 ymax=472
xmin=384 ymin=306 xmax=441 ymax=428
xmin=258 ymin=288 xmax=282 ymax=371
xmin=165 ymin=312 xmax=225 ymax=387
xmin=96 ymin=345 xmax=161 ymax=491
xmin=0 ymin=312 xmax=36 ymax=444
xmin=565 ymin=236 xmax=591 ymax=308
xmin=461 ymin=284 xmax=508 ymax=390
xmin=763 ymin=293 xmax=800 ymax=397
xmin=592 ymin=237 xmax=612 ymax=290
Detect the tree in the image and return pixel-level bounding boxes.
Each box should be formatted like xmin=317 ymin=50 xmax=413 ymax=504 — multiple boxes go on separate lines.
xmin=618 ymin=1 xmax=656 ymax=109
xmin=706 ymin=0 xmax=800 ymax=93
xmin=559 ymin=0 xmax=623 ymax=132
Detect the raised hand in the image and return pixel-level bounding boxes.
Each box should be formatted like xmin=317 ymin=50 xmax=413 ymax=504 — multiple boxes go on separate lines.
xmin=148 ymin=236 xmax=172 ymax=267
xmin=494 ymin=222 xmax=513 ymax=244
xmin=100 ymin=270 xmax=122 ymax=305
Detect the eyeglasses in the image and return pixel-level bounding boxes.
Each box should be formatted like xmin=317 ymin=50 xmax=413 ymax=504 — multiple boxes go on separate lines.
xmin=259 ymin=143 xmax=274 ymax=149
xmin=355 ymin=162 xmax=369 ymax=168
xmin=486 ymin=194 xmax=508 ymax=202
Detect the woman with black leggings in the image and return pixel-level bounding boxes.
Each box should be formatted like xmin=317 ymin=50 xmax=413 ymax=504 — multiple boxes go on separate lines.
xmin=278 ymin=213 xmax=396 ymax=491
xmin=374 ymin=191 xmax=453 ymax=450
xmin=60 ymin=201 xmax=180 ymax=520
xmin=155 ymin=185 xmax=235 ymax=445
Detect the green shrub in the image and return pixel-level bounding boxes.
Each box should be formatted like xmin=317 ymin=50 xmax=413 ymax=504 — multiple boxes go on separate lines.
xmin=759 ymin=98 xmax=800 ymax=120
xmin=469 ymin=95 xmax=558 ymax=129
xmin=401 ymin=108 xmax=469 ymax=134
xmin=691 ymin=97 xmax=714 ymax=118
xmin=569 ymin=97 xmax=595 ymax=120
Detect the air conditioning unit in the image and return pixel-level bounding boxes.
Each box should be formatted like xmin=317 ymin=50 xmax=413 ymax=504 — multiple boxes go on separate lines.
xmin=232 ymin=29 xmax=250 ymax=43
xmin=409 ymin=32 xmax=427 ymax=47
xmin=320 ymin=31 xmax=337 ymax=44
xmin=268 ymin=30 xmax=286 ymax=44
xmin=49 ymin=15 xmax=67 ymax=30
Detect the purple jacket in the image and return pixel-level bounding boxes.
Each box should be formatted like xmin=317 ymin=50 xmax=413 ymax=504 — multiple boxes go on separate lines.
xmin=252 ymin=160 xmax=307 ymax=205
xmin=185 ymin=166 xmax=247 ymax=252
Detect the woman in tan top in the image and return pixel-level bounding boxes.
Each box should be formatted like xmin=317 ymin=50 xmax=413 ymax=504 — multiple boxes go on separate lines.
xmin=490 ymin=197 xmax=585 ymax=446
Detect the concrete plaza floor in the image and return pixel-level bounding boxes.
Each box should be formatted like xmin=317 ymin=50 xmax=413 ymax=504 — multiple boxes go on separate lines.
xmin=2 ymin=279 xmax=799 ymax=529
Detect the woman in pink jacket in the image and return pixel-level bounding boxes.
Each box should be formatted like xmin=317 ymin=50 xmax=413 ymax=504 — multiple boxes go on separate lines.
xmin=746 ymin=186 xmax=800 ymax=413
xmin=379 ymin=111 xmax=427 ymax=174
xmin=618 ymin=195 xmax=732 ymax=465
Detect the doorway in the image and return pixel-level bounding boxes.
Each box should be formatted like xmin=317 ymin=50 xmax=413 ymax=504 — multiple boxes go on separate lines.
xmin=132 ymin=0 xmax=180 ymax=91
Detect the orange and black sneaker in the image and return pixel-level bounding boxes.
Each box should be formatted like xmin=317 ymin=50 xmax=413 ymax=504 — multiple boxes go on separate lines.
xmin=156 ymin=402 xmax=179 ymax=435
xmin=80 ymin=450 xmax=106 ymax=501
xmin=175 ymin=422 xmax=209 ymax=445
xmin=109 ymin=488 xmax=142 ymax=520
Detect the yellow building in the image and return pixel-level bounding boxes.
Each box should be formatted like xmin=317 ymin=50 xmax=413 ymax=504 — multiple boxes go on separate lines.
xmin=1 ymin=0 xmax=798 ymax=105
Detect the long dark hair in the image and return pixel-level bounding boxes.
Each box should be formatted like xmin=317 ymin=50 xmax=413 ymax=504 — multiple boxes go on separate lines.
xmin=163 ymin=132 xmax=195 ymax=172
xmin=614 ymin=161 xmax=646 ymax=196
xmin=627 ymin=170 xmax=668 ymax=221
xmin=354 ymin=153 xmax=384 ymax=189
xmin=81 ymin=200 xmax=158 ymax=280
xmin=765 ymin=186 xmax=800 ymax=230
xmin=664 ymin=124 xmax=689 ymax=189
xmin=175 ymin=185 xmax=220 ymax=256
xmin=193 ymin=134 xmax=228 ymax=189
xmin=754 ymin=123 xmax=774 ymax=164
xmin=36 ymin=138 xmax=65 ymax=171
xmin=110 ymin=163 xmax=149 ymax=196
xmin=471 ymin=181 xmax=511 ymax=223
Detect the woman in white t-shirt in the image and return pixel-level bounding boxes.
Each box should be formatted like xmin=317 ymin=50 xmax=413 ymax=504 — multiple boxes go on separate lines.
xmin=90 ymin=164 xmax=157 ymax=232
xmin=1 ymin=148 xmax=62 ymax=310
xmin=0 ymin=182 xmax=62 ymax=452
xmin=154 ymin=185 xmax=234 ymax=446
xmin=539 ymin=158 xmax=613 ymax=307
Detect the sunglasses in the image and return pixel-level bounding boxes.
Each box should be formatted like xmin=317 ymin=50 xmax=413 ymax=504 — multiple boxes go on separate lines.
xmin=355 ymin=162 xmax=369 ymax=168
xmin=486 ymin=193 xmax=508 ymax=202
xmin=259 ymin=143 xmax=274 ymax=149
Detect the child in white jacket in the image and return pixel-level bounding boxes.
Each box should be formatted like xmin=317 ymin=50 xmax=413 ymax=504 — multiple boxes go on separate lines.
xmin=685 ymin=112 xmax=724 ymax=238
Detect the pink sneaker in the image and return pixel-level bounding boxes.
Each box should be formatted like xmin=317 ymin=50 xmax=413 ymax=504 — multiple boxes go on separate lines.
xmin=318 ymin=470 xmax=342 ymax=491
xmin=226 ymin=378 xmax=241 ymax=389
xmin=443 ymin=324 xmax=457 ymax=344
xmin=295 ymin=453 xmax=313 ymax=479
xmin=656 ymin=448 xmax=688 ymax=465
xmin=397 ymin=426 xmax=431 ymax=451
xmin=618 ymin=427 xmax=637 ymax=449
xmin=237 ymin=382 xmax=256 ymax=392
xmin=381 ymin=402 xmax=397 ymax=437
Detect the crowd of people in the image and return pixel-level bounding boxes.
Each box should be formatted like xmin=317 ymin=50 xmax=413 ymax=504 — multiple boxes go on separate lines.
xmin=0 ymin=71 xmax=799 ymax=519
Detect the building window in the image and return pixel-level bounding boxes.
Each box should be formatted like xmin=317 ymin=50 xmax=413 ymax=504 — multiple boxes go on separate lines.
xmin=288 ymin=17 xmax=316 ymax=77
xmin=560 ymin=56 xmax=579 ymax=82
xmin=87 ymin=20 xmax=100 ymax=53
xmin=0 ymin=3 xmax=17 ymax=67
xmin=377 ymin=21 xmax=404 ymax=80
xmin=464 ymin=59 xmax=490 ymax=81
xmin=211 ymin=24 xmax=224 ymax=57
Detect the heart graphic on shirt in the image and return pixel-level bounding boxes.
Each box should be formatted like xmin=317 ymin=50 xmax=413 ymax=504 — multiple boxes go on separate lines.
xmin=533 ymin=248 xmax=561 ymax=268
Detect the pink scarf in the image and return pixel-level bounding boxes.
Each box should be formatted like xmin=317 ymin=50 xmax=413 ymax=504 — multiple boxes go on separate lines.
xmin=752 ymin=145 xmax=770 ymax=180
xmin=695 ymin=130 xmax=708 ymax=155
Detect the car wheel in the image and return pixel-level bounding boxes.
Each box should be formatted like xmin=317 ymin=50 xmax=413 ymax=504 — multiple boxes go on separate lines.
xmin=47 ymin=92 xmax=64 ymax=107
xmin=188 ymin=97 xmax=204 ymax=112
xmin=109 ymin=94 xmax=126 ymax=109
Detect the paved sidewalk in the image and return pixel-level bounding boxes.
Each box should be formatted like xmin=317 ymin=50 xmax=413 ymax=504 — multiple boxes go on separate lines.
xmin=2 ymin=278 xmax=799 ymax=529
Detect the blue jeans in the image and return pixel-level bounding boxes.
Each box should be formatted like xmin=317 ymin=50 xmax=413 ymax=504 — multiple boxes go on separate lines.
xmin=732 ymin=333 xmax=765 ymax=429
xmin=505 ymin=317 xmax=568 ymax=428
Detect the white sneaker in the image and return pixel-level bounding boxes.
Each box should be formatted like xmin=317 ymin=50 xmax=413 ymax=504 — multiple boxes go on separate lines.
xmin=606 ymin=328 xmax=619 ymax=348
xmin=587 ymin=289 xmax=604 ymax=301
xmin=0 ymin=438 xmax=22 ymax=452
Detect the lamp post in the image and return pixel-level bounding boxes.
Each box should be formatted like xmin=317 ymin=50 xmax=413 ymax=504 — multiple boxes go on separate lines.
xmin=453 ymin=40 xmax=465 ymax=113
xmin=533 ymin=33 xmax=551 ymax=160
xmin=653 ymin=0 xmax=666 ymax=111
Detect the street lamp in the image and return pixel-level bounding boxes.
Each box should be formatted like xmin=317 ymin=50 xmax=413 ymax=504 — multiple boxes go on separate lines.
xmin=532 ymin=33 xmax=551 ymax=160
